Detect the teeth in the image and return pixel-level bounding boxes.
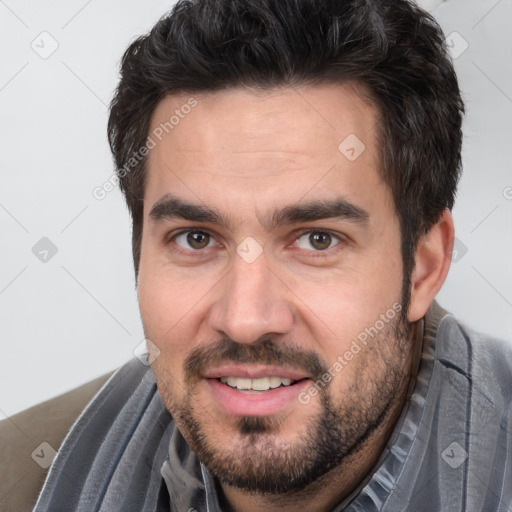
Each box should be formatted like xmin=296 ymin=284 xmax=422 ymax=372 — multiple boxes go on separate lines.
xmin=269 ymin=377 xmax=283 ymax=388
xmin=235 ymin=378 xmax=251 ymax=390
xmin=252 ymin=377 xmax=270 ymax=390
xmin=219 ymin=376 xmax=296 ymax=391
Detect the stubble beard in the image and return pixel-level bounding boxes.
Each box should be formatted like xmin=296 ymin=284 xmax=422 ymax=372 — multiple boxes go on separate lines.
xmin=153 ymin=302 xmax=413 ymax=495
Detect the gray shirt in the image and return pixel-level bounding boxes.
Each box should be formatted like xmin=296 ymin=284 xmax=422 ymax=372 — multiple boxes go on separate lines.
xmin=33 ymin=301 xmax=512 ymax=511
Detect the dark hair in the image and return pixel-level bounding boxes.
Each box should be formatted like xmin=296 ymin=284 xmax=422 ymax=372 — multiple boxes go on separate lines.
xmin=108 ymin=0 xmax=464 ymax=310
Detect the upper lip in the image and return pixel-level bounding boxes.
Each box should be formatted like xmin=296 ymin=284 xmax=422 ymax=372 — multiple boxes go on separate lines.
xmin=202 ymin=364 xmax=309 ymax=381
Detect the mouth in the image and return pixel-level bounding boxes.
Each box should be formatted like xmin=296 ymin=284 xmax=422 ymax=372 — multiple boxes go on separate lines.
xmin=202 ymin=365 xmax=312 ymax=416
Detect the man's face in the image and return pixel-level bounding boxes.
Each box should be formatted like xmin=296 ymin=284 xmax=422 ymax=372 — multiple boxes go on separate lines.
xmin=138 ymin=84 xmax=412 ymax=493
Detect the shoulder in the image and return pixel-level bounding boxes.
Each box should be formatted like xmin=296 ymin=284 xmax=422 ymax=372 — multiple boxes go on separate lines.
xmin=0 ymin=370 xmax=115 ymax=512
xmin=429 ymin=301 xmax=512 ymax=441
xmin=431 ymin=301 xmax=512 ymax=390
xmin=457 ymin=317 xmax=512 ymax=412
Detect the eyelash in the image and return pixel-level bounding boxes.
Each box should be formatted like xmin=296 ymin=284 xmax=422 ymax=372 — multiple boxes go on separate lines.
xmin=164 ymin=228 xmax=346 ymax=259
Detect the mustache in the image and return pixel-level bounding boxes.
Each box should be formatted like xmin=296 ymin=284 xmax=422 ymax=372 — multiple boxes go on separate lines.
xmin=184 ymin=337 xmax=328 ymax=385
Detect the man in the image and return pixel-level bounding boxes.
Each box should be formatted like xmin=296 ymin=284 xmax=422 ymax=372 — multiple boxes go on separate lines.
xmin=2 ymin=0 xmax=511 ymax=510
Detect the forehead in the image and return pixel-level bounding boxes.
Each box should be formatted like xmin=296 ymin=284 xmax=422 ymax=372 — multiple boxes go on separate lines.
xmin=144 ymin=83 xmax=389 ymax=225
xmin=148 ymin=82 xmax=378 ymax=157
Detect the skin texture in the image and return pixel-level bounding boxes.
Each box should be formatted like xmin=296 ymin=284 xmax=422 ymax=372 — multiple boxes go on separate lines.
xmin=137 ymin=83 xmax=454 ymax=512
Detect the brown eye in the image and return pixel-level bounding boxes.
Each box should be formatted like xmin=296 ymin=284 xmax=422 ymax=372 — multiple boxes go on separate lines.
xmin=310 ymin=232 xmax=331 ymax=250
xmin=188 ymin=232 xmax=210 ymax=249
xmin=175 ymin=230 xmax=214 ymax=250
xmin=296 ymin=231 xmax=340 ymax=252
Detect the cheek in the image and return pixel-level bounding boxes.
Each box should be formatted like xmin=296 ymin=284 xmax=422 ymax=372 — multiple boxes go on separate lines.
xmin=286 ymin=260 xmax=403 ymax=370
xmin=292 ymin=261 xmax=401 ymax=328
xmin=138 ymin=261 xmax=205 ymax=335
xmin=138 ymin=231 xmax=227 ymax=336
xmin=137 ymin=273 xmax=193 ymax=374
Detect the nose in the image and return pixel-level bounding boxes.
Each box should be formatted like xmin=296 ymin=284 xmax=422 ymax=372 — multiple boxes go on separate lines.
xmin=207 ymin=250 xmax=295 ymax=344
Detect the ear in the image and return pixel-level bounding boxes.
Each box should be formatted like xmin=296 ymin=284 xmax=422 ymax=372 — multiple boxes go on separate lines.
xmin=408 ymin=209 xmax=454 ymax=322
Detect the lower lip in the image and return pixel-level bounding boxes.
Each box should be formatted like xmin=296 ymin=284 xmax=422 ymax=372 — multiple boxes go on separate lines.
xmin=205 ymin=378 xmax=311 ymax=416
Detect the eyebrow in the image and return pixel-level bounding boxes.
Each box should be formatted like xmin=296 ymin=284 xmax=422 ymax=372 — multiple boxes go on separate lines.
xmin=149 ymin=194 xmax=369 ymax=231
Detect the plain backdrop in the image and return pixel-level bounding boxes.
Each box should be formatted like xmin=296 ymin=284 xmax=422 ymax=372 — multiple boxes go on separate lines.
xmin=1 ymin=0 xmax=511 ymax=418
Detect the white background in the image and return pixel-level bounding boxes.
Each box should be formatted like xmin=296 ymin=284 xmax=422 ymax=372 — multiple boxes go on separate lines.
xmin=1 ymin=0 xmax=511 ymax=418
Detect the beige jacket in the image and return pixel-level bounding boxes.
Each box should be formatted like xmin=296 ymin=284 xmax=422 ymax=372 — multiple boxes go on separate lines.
xmin=0 ymin=371 xmax=114 ymax=512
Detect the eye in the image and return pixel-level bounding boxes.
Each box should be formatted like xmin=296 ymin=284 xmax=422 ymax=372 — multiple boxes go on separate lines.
xmin=174 ymin=230 xmax=217 ymax=250
xmin=295 ymin=231 xmax=341 ymax=252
